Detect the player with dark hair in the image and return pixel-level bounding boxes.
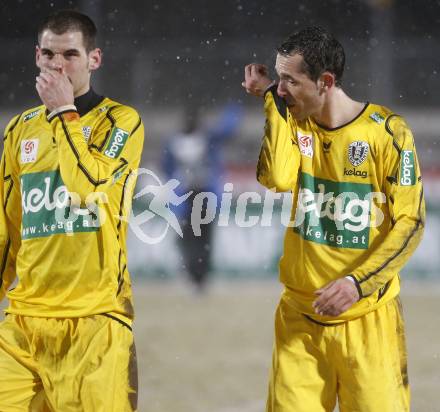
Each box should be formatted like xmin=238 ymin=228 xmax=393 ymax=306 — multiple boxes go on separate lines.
xmin=0 ymin=9 xmax=144 ymax=411
xmin=243 ymin=26 xmax=424 ymax=411
xmin=38 ymin=9 xmax=98 ymax=52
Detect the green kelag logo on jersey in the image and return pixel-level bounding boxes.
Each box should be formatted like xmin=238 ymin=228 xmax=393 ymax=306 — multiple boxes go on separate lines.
xmin=104 ymin=127 xmax=129 ymax=158
xmin=20 ymin=170 xmax=100 ymax=240
xmin=293 ymin=173 xmax=381 ymax=249
xmin=400 ymin=150 xmax=416 ymax=186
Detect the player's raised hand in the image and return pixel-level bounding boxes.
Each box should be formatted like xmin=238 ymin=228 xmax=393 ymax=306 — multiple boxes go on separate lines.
xmin=36 ymin=68 xmax=74 ymax=112
xmin=312 ymin=278 xmax=360 ymax=317
xmin=242 ymin=63 xmax=274 ymax=97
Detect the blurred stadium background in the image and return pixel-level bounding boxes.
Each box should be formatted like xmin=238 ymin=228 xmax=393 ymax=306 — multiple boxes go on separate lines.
xmin=1 ymin=1 xmax=439 ymax=411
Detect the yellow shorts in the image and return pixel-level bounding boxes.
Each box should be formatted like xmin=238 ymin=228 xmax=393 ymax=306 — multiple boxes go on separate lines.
xmin=266 ymin=296 xmax=409 ymax=412
xmin=0 ymin=314 xmax=137 ymax=412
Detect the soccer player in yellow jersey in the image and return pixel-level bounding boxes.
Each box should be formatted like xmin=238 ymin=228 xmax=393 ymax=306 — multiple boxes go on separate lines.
xmin=0 ymin=10 xmax=144 ymax=411
xmin=242 ymin=27 xmax=424 ymax=412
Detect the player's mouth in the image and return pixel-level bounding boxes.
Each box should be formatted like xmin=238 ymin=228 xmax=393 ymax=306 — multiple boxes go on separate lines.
xmin=286 ymin=99 xmax=296 ymax=108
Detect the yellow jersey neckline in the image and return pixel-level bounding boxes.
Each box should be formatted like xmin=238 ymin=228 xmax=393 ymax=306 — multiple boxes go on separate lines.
xmin=312 ymin=102 xmax=370 ymax=132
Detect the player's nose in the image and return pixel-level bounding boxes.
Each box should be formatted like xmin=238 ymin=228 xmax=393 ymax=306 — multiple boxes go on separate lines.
xmin=277 ymin=82 xmax=287 ymax=98
xmin=49 ymin=53 xmax=65 ymax=72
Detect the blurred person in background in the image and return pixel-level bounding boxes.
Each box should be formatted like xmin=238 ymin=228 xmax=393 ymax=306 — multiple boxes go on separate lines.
xmin=162 ymin=104 xmax=242 ymax=291
xmin=242 ymin=26 xmax=424 ymax=412
xmin=0 ymin=9 xmax=143 ymax=411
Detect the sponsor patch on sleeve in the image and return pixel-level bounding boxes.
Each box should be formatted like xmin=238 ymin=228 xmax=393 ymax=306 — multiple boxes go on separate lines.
xmin=23 ymin=109 xmax=41 ymax=122
xmin=369 ymin=112 xmax=385 ymax=124
xmin=112 ymin=164 xmax=128 ymax=185
xmin=104 ymin=127 xmax=130 ymax=159
xmin=400 ymin=150 xmax=416 ymax=186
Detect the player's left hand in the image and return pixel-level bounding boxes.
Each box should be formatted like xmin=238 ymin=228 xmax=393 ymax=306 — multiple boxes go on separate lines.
xmin=36 ymin=68 xmax=74 ymax=112
xmin=312 ymin=278 xmax=360 ymax=317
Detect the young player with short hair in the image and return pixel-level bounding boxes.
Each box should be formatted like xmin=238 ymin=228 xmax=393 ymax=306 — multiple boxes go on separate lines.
xmin=0 ymin=10 xmax=144 ymax=411
xmin=243 ymin=26 xmax=424 ymax=412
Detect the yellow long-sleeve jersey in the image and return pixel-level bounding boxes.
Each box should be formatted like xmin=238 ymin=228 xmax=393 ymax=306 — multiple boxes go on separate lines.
xmin=257 ymin=85 xmax=425 ymax=324
xmin=0 ymin=90 xmax=144 ymax=325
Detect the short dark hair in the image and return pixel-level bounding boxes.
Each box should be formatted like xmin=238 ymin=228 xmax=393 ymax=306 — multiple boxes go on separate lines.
xmin=277 ymin=26 xmax=345 ymax=87
xmin=38 ymin=10 xmax=97 ymax=52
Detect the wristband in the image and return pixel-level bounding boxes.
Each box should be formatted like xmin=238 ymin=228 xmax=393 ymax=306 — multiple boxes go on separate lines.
xmin=47 ymin=104 xmax=77 ymax=121
xmin=345 ymin=275 xmax=363 ymax=300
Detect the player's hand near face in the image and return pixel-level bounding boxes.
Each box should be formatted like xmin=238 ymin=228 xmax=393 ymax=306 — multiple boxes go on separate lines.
xmin=36 ymin=68 xmax=74 ymax=112
xmin=313 ymin=278 xmax=360 ymax=317
xmin=242 ymin=63 xmax=274 ymax=97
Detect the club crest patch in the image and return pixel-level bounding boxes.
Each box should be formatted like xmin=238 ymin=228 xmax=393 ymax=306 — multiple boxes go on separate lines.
xmin=348 ymin=141 xmax=369 ymax=167
xmin=82 ymin=126 xmax=92 ymax=142
xmin=21 ymin=139 xmax=39 ymax=164
xmin=297 ymin=133 xmax=314 ymax=158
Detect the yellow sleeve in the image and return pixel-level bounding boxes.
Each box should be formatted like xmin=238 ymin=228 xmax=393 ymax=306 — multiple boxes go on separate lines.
xmin=48 ymin=106 xmax=144 ymax=201
xmin=350 ymin=115 xmax=425 ymax=297
xmin=0 ymin=115 xmax=22 ymax=301
xmin=256 ymin=85 xmax=301 ymax=192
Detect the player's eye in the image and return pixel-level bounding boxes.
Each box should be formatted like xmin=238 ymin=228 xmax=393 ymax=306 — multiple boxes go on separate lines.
xmin=64 ymin=51 xmax=79 ymax=59
xmin=41 ymin=50 xmax=54 ymax=58
xmin=278 ymin=75 xmax=297 ymax=86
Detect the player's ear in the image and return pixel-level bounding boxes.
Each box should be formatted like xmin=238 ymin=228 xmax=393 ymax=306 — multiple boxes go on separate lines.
xmin=35 ymin=45 xmax=42 ymax=68
xmin=319 ymin=72 xmax=336 ymax=92
xmin=88 ymin=48 xmax=102 ymax=71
